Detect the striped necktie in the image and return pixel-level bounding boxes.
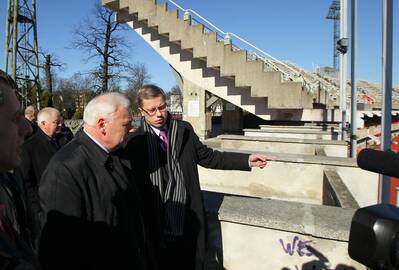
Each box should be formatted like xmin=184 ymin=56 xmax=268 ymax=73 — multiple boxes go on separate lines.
xmin=159 ymin=129 xmax=168 ymax=151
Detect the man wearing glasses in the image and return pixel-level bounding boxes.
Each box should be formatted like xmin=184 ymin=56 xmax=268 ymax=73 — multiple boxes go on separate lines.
xmin=126 ymin=84 xmax=270 ymax=270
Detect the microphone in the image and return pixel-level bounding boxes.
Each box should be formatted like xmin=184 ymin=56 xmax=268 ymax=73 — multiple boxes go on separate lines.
xmin=357 ymin=148 xmax=399 ymax=178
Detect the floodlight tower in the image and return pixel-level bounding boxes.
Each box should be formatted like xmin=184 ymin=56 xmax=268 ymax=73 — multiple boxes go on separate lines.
xmin=4 ymin=0 xmax=41 ymax=108
xmin=326 ymin=0 xmax=340 ymax=70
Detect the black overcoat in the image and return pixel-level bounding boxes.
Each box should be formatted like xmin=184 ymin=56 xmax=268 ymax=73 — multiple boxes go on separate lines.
xmin=15 ymin=128 xmax=59 ymax=215
xmin=39 ymin=131 xmax=153 ymax=270
xmin=124 ymin=119 xmax=250 ymax=270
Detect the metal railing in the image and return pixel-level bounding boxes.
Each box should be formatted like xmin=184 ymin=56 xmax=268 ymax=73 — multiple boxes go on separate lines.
xmin=167 ymin=0 xmax=338 ymax=96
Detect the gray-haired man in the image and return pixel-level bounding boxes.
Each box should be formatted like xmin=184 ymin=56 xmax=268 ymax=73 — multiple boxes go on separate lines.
xmin=39 ymin=92 xmax=155 ymax=270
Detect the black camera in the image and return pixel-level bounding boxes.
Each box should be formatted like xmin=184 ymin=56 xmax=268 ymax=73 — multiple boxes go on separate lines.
xmin=349 ymin=149 xmax=399 ymax=269
xmin=337 ymin=38 xmax=349 ymax=54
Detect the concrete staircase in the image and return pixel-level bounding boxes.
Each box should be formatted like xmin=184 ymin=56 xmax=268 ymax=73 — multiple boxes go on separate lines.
xmin=102 ymin=0 xmax=330 ymax=119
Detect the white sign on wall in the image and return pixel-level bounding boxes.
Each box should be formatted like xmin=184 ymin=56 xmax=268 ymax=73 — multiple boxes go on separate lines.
xmin=188 ymin=100 xmax=200 ymax=117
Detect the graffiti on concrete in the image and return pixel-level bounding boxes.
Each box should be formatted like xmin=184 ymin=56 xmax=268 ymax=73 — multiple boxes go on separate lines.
xmin=279 ymin=235 xmax=313 ymax=257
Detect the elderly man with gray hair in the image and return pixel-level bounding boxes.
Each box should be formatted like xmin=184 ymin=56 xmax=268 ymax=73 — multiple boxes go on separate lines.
xmin=14 ymin=106 xmax=62 ymax=240
xmin=24 ymin=105 xmax=38 ymax=137
xmin=38 ymin=92 xmax=154 ymax=270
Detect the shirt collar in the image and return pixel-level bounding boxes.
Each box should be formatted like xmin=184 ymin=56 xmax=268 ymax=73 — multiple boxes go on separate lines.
xmin=150 ymin=124 xmax=168 ymax=136
xmin=83 ymin=129 xmax=109 ymax=154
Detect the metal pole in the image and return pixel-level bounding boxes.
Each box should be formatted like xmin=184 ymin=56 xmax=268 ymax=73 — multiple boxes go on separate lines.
xmin=339 ymin=0 xmax=348 ymax=141
xmin=4 ymin=0 xmax=11 ymax=72
xmin=32 ymin=0 xmax=41 ymax=109
xmin=379 ymin=0 xmax=393 ymax=204
xmin=11 ymin=0 xmax=18 ymax=80
xmin=350 ymin=0 xmax=357 ymax=158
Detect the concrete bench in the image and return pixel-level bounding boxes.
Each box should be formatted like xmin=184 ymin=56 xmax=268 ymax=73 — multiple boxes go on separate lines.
xmin=199 ymin=149 xmax=378 ymax=207
xmin=217 ymin=134 xmax=348 ymax=157
xmin=244 ymin=128 xmax=340 ymax=140
xmin=259 ymin=124 xmax=340 ymax=132
xmin=203 ymin=191 xmax=365 ymax=270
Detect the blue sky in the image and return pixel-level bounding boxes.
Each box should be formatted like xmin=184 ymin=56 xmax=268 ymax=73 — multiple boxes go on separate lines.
xmin=0 ymin=0 xmax=398 ymax=91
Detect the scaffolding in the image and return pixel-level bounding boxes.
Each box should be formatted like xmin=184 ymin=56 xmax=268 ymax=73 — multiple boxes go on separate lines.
xmin=4 ymin=0 xmax=41 ymax=108
xmin=326 ymin=0 xmax=340 ymax=71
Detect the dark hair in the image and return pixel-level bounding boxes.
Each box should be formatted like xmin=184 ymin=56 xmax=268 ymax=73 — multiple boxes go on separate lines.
xmin=136 ymin=84 xmax=166 ymax=108
xmin=0 ymin=69 xmax=17 ymax=105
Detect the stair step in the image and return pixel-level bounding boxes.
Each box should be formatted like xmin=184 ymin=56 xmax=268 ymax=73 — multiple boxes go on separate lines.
xmin=102 ymin=0 xmax=317 ymax=113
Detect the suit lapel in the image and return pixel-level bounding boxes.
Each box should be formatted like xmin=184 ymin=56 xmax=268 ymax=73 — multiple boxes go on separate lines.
xmin=174 ymin=122 xmax=186 ymax=158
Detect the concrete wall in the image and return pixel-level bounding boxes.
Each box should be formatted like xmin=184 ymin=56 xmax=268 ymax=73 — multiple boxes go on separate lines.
xmin=244 ymin=129 xmax=339 ymax=140
xmin=221 ymin=223 xmax=363 ymax=270
xmin=198 ymin=150 xmax=379 ymax=207
xmin=205 ymin=193 xmax=365 ymax=270
xmin=218 ymin=135 xmax=347 ymax=157
xmin=199 ymin=160 xmax=324 ymax=205
xmin=335 ymin=166 xmax=379 ymax=207
xmin=182 ymin=79 xmax=210 ymax=139
xmin=323 ymin=144 xmax=348 ymax=157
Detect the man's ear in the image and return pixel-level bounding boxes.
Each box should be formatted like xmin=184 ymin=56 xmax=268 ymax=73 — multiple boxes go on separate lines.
xmin=97 ymin=118 xmax=106 ymax=134
xmin=139 ymin=108 xmax=145 ymax=117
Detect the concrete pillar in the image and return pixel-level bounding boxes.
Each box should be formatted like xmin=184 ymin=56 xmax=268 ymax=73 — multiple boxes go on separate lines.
xmin=224 ymin=33 xmax=232 ymax=45
xmin=183 ymin=10 xmax=191 ymax=21
xmin=182 ymin=78 xmax=211 ymax=139
xmin=222 ymin=101 xmax=243 ymax=133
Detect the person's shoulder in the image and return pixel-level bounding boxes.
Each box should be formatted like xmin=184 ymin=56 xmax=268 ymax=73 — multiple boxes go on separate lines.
xmin=22 ymin=129 xmax=44 ymax=150
xmin=175 ymin=119 xmax=193 ymax=131
xmin=48 ymin=138 xmax=84 ymax=167
xmin=124 ymin=127 xmax=145 ymax=151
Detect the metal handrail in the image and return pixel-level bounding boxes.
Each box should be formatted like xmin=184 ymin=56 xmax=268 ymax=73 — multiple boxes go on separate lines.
xmin=168 ymin=0 xmax=301 ymax=79
xmin=167 ymin=0 xmax=337 ymax=95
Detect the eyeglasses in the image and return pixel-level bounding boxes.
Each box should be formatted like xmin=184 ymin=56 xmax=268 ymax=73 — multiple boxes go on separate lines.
xmin=140 ymin=103 xmax=167 ymax=116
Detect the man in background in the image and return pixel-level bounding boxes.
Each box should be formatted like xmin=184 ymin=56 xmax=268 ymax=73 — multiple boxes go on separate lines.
xmin=24 ymin=105 xmax=38 ymax=137
xmin=55 ymin=116 xmax=74 ymax=146
xmin=0 ymin=69 xmax=41 ymax=269
xmin=15 ymin=107 xmax=62 ymax=231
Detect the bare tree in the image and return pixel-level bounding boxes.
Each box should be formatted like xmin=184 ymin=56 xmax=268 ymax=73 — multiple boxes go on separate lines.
xmin=39 ymin=52 xmax=65 ymax=107
xmin=126 ymin=63 xmax=151 ymax=91
xmin=54 ymin=73 xmax=96 ymax=118
xmin=125 ymin=63 xmax=152 ymax=112
xmin=43 ymin=54 xmax=64 ymax=94
xmin=71 ymin=3 xmax=131 ymax=93
xmin=167 ymin=85 xmax=183 ymax=114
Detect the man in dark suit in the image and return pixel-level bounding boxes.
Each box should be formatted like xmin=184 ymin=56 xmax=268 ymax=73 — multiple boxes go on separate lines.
xmin=15 ymin=107 xmax=62 ymax=222
xmin=39 ymin=92 xmax=154 ymax=270
xmin=55 ymin=116 xmax=74 ymax=146
xmin=24 ymin=105 xmax=38 ymax=138
xmin=0 ymin=69 xmax=41 ymax=269
xmin=126 ymin=85 xmax=270 ymax=270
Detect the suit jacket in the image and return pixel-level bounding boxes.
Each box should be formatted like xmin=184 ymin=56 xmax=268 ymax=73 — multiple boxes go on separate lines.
xmin=39 ymin=131 xmax=153 ymax=270
xmin=0 ymin=172 xmax=41 ymax=270
xmin=14 ymin=128 xmax=60 ymax=215
xmin=124 ymin=119 xmax=250 ymax=270
xmin=25 ymin=120 xmax=38 ymax=139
